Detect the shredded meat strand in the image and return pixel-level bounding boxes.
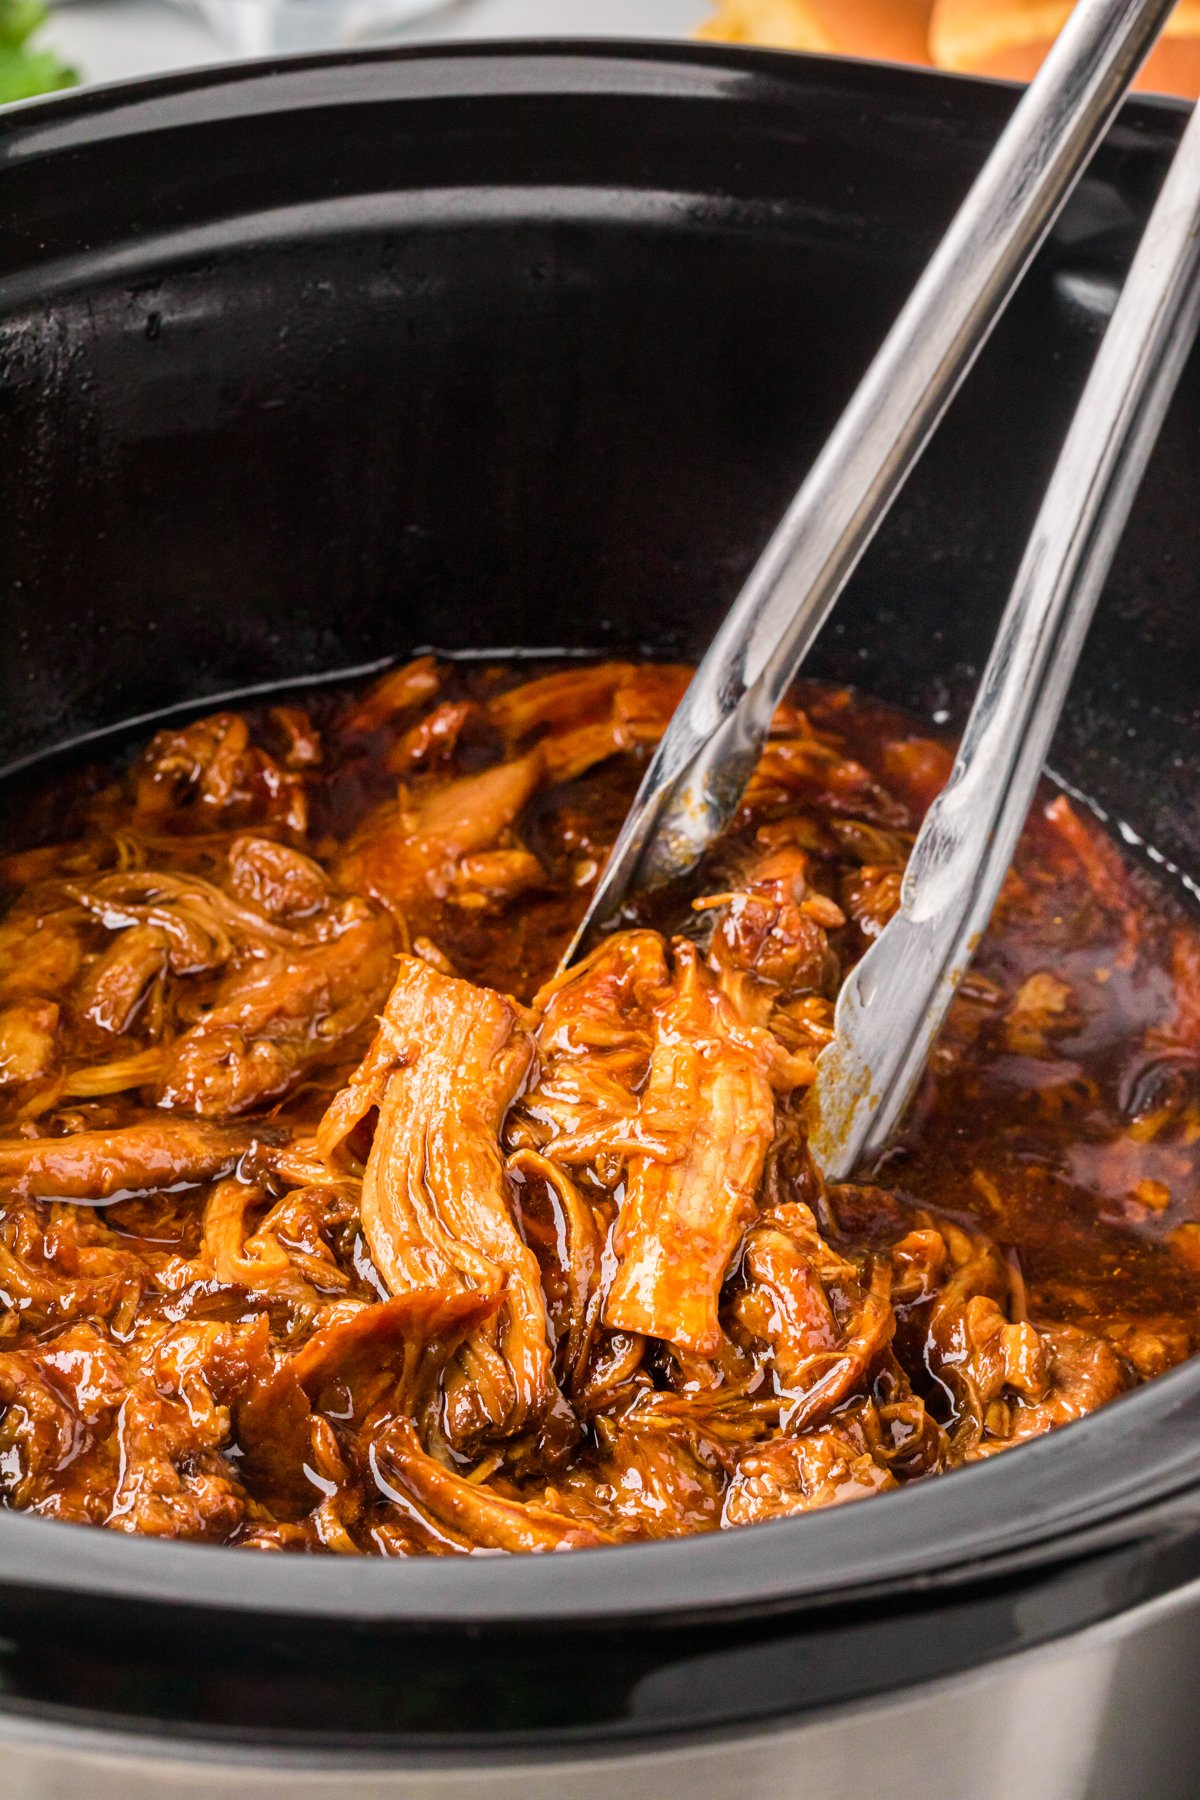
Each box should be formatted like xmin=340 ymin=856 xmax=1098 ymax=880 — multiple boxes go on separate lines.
xmin=331 ymin=956 xmax=551 ymax=1444
xmin=604 ymin=944 xmax=783 ymax=1356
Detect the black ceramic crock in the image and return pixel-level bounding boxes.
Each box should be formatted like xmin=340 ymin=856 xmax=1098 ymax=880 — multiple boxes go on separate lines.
xmin=1 ymin=41 xmax=1200 ymax=1797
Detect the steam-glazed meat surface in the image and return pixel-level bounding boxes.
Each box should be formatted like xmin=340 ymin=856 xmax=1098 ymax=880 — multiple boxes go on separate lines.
xmin=0 ymin=657 xmax=1198 ymax=1553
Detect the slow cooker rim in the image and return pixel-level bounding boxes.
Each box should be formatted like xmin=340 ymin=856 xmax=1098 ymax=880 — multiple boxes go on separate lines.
xmin=0 ymin=32 xmax=1191 ymax=162
xmin=2 ymin=1565 xmax=1199 ymax=1766
xmin=0 ymin=1355 xmax=1197 ymax=1625
xmin=2 ymin=42 xmax=1199 ymax=1636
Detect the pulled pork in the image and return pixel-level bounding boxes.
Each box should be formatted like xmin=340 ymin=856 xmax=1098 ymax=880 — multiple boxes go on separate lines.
xmin=0 ymin=657 xmax=1195 ymax=1553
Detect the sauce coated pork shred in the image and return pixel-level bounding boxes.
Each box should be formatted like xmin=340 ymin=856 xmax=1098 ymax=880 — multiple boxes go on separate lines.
xmin=0 ymin=658 xmax=1198 ymax=1553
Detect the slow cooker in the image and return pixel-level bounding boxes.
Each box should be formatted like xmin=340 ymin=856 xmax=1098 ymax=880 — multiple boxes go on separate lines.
xmin=2 ymin=40 xmax=1200 ymax=1799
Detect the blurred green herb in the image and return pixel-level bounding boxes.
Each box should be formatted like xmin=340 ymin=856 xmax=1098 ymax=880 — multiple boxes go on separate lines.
xmin=0 ymin=0 xmax=77 ymax=105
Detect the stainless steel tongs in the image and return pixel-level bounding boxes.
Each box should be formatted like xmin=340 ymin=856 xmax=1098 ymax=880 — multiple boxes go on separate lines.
xmin=564 ymin=0 xmax=1200 ymax=1179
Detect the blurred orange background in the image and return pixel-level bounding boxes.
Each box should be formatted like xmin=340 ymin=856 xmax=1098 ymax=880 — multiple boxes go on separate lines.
xmin=700 ymin=0 xmax=1200 ymax=99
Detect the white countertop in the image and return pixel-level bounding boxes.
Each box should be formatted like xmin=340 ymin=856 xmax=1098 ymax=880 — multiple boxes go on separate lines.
xmin=42 ymin=0 xmax=709 ymax=88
